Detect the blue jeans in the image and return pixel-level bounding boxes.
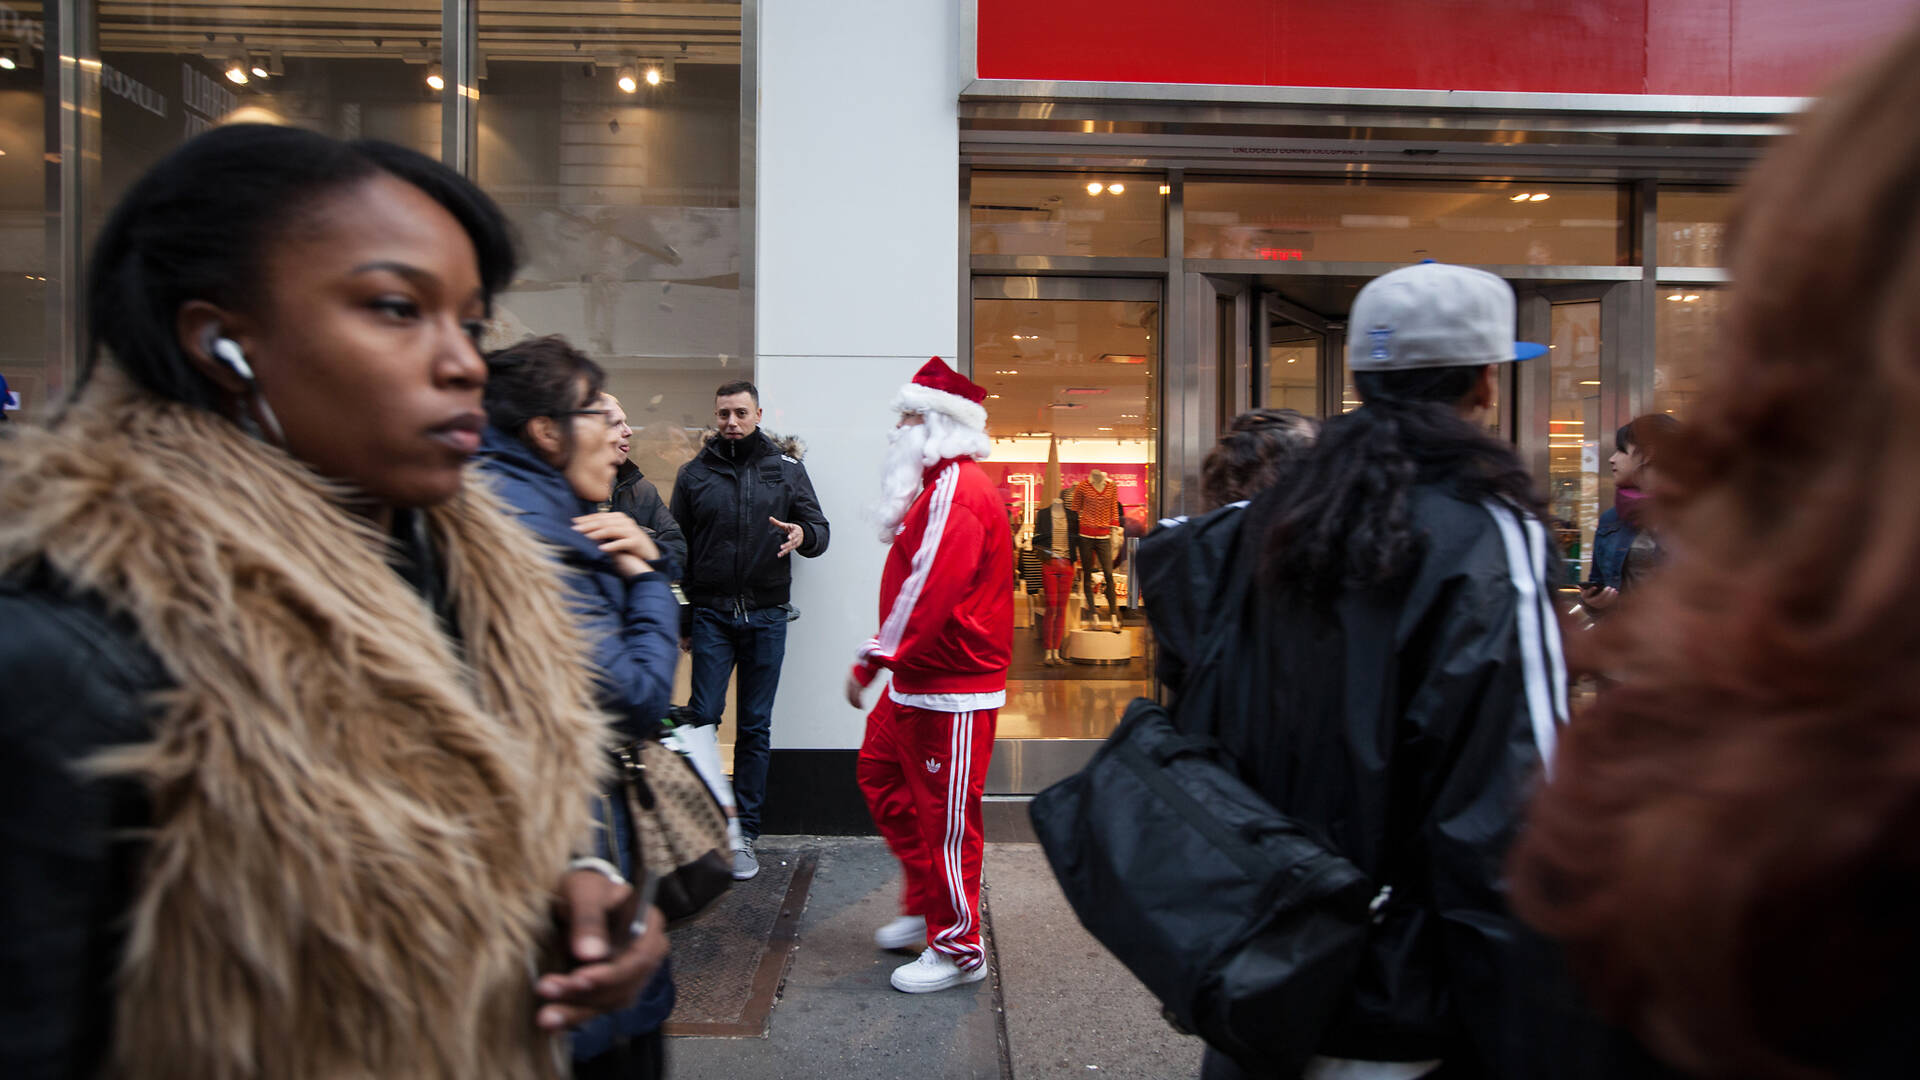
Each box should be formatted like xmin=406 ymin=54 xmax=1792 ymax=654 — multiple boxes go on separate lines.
xmin=688 ymin=604 xmax=790 ymax=839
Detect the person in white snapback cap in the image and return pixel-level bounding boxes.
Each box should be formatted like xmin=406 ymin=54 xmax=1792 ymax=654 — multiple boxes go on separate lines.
xmin=1153 ymin=262 xmax=1652 ymax=1079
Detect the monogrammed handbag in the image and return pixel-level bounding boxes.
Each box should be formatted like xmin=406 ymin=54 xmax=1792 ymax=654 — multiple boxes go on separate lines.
xmin=611 ymin=737 xmax=732 ymax=921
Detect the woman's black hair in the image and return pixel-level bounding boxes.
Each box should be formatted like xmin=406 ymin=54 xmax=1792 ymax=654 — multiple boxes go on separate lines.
xmin=482 ymin=335 xmax=606 ymax=465
xmin=1201 ymin=408 xmax=1320 ymax=509
xmin=82 ymin=123 xmax=519 ymax=412
xmin=1251 ymin=364 xmax=1543 ymax=606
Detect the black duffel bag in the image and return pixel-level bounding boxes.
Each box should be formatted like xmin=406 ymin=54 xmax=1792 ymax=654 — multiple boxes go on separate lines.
xmin=1030 ymin=696 xmax=1375 ymax=1076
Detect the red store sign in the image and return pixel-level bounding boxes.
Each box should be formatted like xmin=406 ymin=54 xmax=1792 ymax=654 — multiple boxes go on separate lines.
xmin=976 ymin=0 xmax=1915 ymax=98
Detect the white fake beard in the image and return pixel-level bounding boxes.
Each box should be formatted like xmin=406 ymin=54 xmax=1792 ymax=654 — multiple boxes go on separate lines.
xmin=871 ymin=421 xmax=932 ymax=544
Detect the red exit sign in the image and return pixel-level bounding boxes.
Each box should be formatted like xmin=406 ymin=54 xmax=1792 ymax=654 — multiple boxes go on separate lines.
xmin=1259 ymin=248 xmax=1305 ymax=261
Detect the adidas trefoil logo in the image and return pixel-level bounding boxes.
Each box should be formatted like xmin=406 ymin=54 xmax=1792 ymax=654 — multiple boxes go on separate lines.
xmin=924 ymin=757 xmax=942 ymax=774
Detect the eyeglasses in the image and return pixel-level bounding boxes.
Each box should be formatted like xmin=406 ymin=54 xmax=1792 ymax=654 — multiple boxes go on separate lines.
xmin=562 ymin=409 xmax=623 ymax=430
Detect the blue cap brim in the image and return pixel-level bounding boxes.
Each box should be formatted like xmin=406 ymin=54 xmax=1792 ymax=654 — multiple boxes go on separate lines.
xmin=1514 ymin=342 xmax=1548 ymax=361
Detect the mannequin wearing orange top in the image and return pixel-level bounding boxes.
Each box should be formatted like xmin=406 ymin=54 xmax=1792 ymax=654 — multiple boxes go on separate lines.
xmin=1067 ymin=470 xmax=1120 ymax=626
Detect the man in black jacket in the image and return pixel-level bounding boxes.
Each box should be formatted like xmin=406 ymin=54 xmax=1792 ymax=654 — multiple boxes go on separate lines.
xmin=672 ymin=380 xmax=830 ymax=880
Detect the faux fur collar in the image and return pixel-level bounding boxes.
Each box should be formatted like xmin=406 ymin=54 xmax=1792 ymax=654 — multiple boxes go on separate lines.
xmin=0 ymin=374 xmax=608 ymax=1079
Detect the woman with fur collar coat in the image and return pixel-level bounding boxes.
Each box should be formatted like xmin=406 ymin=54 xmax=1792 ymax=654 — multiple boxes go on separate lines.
xmin=0 ymin=126 xmax=665 ymax=1079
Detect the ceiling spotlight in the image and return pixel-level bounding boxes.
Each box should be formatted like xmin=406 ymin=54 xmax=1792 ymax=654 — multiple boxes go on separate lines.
xmin=645 ymin=66 xmax=662 ymax=86
xmin=1509 ymin=193 xmax=1530 ymax=202
xmin=249 ymin=53 xmax=269 ymax=79
xmin=1086 ymin=181 xmax=1103 ymax=196
xmin=1683 ymin=293 xmax=1701 ymax=302
xmin=617 ymin=64 xmax=638 ymax=93
xmin=1107 ymin=183 xmax=1124 ymax=195
xmin=0 ymin=51 xmax=17 ymax=71
xmin=1528 ymin=192 xmax=1551 ymax=202
xmin=425 ymin=62 xmax=444 ymax=91
xmin=224 ymin=57 xmax=249 ymax=84
xmin=1159 ymin=184 xmax=1171 ymax=195
xmin=1667 ymin=293 xmax=1685 ymax=301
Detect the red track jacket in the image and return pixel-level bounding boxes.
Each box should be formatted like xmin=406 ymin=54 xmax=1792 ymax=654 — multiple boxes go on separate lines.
xmin=852 ymin=457 xmax=1013 ymax=698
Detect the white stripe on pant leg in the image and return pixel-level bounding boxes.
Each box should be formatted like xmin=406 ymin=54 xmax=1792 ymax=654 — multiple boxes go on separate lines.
xmin=948 ymin=710 xmax=979 ymax=967
xmin=933 ymin=710 xmax=966 ymax=948
xmin=934 ymin=711 xmax=976 ymax=963
xmin=954 ymin=711 xmax=981 ymax=968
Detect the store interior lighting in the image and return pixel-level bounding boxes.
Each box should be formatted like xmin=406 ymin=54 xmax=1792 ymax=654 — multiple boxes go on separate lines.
xmin=645 ymin=65 xmax=663 ymax=86
xmin=224 ymin=56 xmax=248 ymax=84
xmin=425 ymin=62 xmax=445 ymax=91
xmin=249 ymin=53 xmax=269 ymax=79
xmin=1107 ymin=183 xmax=1124 ymax=194
xmin=1086 ymin=181 xmax=1103 ymax=196
xmin=617 ymin=64 xmax=638 ymax=93
xmin=0 ymin=51 xmax=17 ymax=71
xmin=1529 ymin=192 xmax=1550 ymax=201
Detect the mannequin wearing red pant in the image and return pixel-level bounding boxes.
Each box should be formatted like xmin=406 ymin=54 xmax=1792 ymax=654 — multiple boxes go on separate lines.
xmin=856 ymin=694 xmax=997 ymax=971
xmin=1040 ymin=556 xmax=1075 ymax=665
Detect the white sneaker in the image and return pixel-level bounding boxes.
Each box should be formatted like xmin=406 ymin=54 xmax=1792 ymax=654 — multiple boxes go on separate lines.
xmin=730 ymin=837 xmax=759 ymax=881
xmin=874 ymin=914 xmax=926 ymax=951
xmin=890 ymin=947 xmax=987 ymax=993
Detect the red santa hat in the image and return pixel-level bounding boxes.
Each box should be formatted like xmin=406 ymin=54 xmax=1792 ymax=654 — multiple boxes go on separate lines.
xmin=890 ymin=356 xmax=989 ymax=433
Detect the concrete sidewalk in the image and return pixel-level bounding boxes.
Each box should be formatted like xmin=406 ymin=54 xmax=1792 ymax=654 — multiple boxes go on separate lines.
xmin=668 ymin=837 xmax=1202 ymax=1080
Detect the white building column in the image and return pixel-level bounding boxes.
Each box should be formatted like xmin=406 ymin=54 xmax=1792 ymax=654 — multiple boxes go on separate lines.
xmin=753 ymin=0 xmax=966 ymax=827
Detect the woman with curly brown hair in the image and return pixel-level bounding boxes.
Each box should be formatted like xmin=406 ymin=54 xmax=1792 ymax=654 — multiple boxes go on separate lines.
xmin=1511 ymin=22 xmax=1920 ymax=1080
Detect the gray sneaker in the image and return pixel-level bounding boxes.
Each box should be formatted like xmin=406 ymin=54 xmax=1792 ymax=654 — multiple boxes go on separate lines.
xmin=730 ymin=837 xmax=760 ymax=881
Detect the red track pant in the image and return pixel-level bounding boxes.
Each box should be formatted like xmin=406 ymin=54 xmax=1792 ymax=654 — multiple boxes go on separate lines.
xmin=1040 ymin=556 xmax=1075 ymax=649
xmin=856 ymin=693 xmax=997 ymax=970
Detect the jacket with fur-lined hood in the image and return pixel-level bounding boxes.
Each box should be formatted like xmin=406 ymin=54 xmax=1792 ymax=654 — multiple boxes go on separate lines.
xmin=0 ymin=372 xmax=609 ymax=1080
xmin=670 ymin=427 xmax=829 ymax=612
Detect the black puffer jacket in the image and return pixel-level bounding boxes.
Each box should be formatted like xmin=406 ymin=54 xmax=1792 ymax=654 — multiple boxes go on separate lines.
xmin=1137 ymin=488 xmax=1670 ymax=1079
xmin=609 ymin=461 xmax=687 ymax=581
xmin=670 ymin=429 xmax=829 ymax=612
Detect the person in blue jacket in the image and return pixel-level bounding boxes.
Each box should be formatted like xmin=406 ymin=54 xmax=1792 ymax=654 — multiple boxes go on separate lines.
xmin=1581 ymin=414 xmax=1680 ymax=614
xmin=478 ymin=334 xmax=680 ymax=1080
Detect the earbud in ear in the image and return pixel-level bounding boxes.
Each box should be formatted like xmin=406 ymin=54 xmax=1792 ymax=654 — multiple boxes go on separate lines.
xmin=210 ymin=336 xmax=255 ymax=382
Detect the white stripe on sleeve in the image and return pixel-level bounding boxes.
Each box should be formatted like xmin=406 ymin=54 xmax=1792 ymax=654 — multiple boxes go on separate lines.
xmin=1483 ymin=501 xmax=1563 ymax=777
xmin=872 ymin=465 xmax=959 ymax=661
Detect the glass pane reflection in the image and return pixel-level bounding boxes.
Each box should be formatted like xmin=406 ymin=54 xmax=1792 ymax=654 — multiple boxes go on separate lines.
xmin=0 ymin=2 xmax=47 ymax=417
xmin=1186 ymin=179 xmax=1629 ymax=266
xmin=476 ymin=1 xmax=744 ymax=502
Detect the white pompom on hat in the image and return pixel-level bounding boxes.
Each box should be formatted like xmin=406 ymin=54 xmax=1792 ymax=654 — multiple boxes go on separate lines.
xmin=890 ymin=356 xmax=990 ymax=433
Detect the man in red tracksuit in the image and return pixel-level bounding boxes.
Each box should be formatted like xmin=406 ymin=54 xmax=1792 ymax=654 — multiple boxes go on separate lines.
xmin=844 ymin=357 xmax=1012 ymax=994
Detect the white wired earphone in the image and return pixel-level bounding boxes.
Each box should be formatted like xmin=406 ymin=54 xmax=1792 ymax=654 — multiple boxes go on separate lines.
xmin=207 ymin=332 xmax=286 ymax=446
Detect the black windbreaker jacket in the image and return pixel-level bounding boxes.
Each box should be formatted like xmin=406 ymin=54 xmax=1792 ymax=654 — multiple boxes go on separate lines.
xmin=1138 ymin=487 xmax=1671 ymax=1080
xmin=609 ymin=461 xmax=687 ymax=580
xmin=670 ymin=429 xmax=829 ymax=612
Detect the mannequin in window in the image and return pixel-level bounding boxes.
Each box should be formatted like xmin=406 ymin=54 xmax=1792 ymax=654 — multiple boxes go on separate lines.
xmin=1068 ymin=469 xmax=1121 ymax=628
xmin=1030 ymin=494 xmax=1079 ymax=664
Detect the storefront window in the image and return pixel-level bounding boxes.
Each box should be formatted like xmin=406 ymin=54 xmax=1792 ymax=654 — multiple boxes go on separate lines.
xmin=1654 ymin=288 xmax=1724 ymax=418
xmin=970 ymin=171 xmax=1165 ymax=258
xmin=1185 ymin=178 xmax=1630 ymax=266
xmin=477 ymin=2 xmax=743 ymax=498
xmin=0 ymin=1 xmax=46 ymax=418
xmin=974 ymin=293 xmax=1158 ymax=742
xmin=1547 ymin=300 xmax=1602 ymax=575
xmin=1657 ymin=189 xmax=1735 ymax=267
xmin=95 ymin=2 xmax=444 ymax=232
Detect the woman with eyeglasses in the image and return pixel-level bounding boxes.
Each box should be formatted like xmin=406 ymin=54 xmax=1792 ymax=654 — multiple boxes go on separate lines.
xmin=476 ymin=335 xmax=681 ymax=1079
